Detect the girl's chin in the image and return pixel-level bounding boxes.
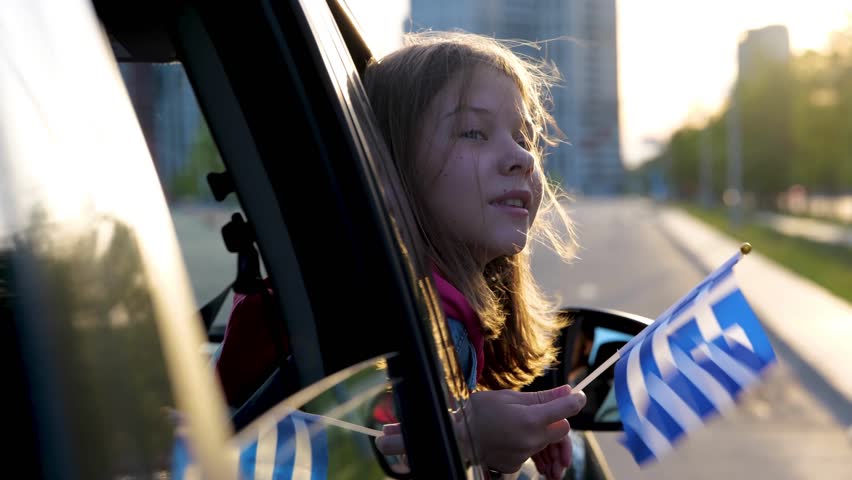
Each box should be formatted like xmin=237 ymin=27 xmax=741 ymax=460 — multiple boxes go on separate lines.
xmin=485 ymin=241 xmax=528 ymax=261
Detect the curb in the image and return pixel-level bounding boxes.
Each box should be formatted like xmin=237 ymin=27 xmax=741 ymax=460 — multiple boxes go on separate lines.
xmin=655 ymin=205 xmax=852 ymax=427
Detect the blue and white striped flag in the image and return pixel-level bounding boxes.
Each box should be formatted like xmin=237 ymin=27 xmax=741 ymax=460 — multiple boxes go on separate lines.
xmin=171 ymin=409 xmax=329 ymax=480
xmin=614 ymin=248 xmax=777 ymax=465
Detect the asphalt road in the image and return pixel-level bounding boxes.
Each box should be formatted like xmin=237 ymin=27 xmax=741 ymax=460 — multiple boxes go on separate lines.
xmin=172 ymin=198 xmax=852 ymax=479
xmin=530 ymin=197 xmax=852 ymax=479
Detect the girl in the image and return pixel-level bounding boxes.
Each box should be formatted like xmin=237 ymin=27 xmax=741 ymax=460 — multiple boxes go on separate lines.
xmin=365 ymin=31 xmax=585 ymax=478
xmin=215 ymin=29 xmax=586 ymax=479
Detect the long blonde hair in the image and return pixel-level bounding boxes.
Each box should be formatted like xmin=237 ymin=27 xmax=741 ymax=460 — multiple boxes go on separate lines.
xmin=363 ymin=31 xmax=577 ymax=390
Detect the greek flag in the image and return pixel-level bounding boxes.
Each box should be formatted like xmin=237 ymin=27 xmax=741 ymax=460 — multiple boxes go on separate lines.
xmin=614 ymin=248 xmax=777 ymax=465
xmin=171 ymin=409 xmax=329 ymax=479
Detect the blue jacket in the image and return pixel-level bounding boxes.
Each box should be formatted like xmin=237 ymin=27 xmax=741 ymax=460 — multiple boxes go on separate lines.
xmin=448 ymin=317 xmax=478 ymax=391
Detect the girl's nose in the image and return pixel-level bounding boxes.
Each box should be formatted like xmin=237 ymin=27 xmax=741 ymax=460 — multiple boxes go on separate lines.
xmin=501 ymin=142 xmax=535 ymax=176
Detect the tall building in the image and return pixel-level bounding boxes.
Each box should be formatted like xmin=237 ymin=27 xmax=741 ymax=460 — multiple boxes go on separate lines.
xmin=153 ymin=65 xmax=203 ymax=188
xmin=119 ymin=64 xmax=203 ymax=199
xmin=734 ymin=25 xmax=793 ymax=205
xmin=738 ymin=25 xmax=791 ymax=77
xmin=408 ymin=0 xmax=623 ymax=194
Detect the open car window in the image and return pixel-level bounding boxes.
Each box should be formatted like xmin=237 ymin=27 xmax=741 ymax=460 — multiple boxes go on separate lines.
xmin=118 ymin=62 xmax=257 ymax=345
xmin=117 ymin=47 xmax=404 ymax=480
xmin=104 ymin=0 xmax=476 ymax=477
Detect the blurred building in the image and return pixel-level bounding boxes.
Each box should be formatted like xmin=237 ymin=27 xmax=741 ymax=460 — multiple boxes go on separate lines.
xmin=408 ymin=0 xmax=624 ymax=195
xmin=733 ymin=25 xmax=793 ymax=206
xmin=154 ymin=65 xmax=203 ymax=188
xmin=119 ymin=64 xmax=202 ymax=199
xmin=738 ymin=25 xmax=791 ymax=77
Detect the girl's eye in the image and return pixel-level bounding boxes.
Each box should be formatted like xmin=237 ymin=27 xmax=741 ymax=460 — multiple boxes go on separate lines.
xmin=460 ymin=129 xmax=486 ymax=141
xmin=515 ymin=137 xmax=532 ymax=151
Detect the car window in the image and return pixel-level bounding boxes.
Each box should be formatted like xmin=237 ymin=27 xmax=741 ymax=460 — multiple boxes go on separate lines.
xmin=1 ymin=2 xmax=235 ymax=477
xmin=116 ymin=60 xmax=406 ymax=477
xmin=118 ymin=62 xmax=258 ymax=345
xmin=299 ymin=0 xmax=478 ymax=468
xmin=104 ymin=0 xmax=477 ymax=476
xmin=116 ymin=13 xmax=459 ymax=480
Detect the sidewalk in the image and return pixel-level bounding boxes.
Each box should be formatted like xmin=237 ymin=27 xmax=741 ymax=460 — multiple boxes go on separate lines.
xmin=757 ymin=211 xmax=852 ymax=247
xmin=658 ymin=206 xmax=852 ymax=414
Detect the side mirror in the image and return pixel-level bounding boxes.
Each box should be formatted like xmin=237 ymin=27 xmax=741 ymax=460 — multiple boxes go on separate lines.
xmin=366 ymin=390 xmax=413 ymax=479
xmin=369 ymin=306 xmax=653 ymax=478
xmin=523 ymin=306 xmax=652 ymax=431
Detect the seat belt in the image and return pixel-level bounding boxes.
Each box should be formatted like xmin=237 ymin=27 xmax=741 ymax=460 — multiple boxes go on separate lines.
xmin=198 ymin=213 xmax=287 ymax=366
xmin=198 ymin=212 xmax=264 ymax=336
xmin=199 ymin=280 xmax=234 ymax=332
xmin=199 ymin=170 xmax=240 ymax=335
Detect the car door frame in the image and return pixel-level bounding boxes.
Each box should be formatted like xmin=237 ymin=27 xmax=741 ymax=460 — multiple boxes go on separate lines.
xmin=144 ymin=1 xmax=470 ymax=477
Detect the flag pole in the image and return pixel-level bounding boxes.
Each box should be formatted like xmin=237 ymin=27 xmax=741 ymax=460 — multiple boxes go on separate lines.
xmin=570 ymin=243 xmax=753 ymax=393
xmin=573 ymin=349 xmax=622 ymax=391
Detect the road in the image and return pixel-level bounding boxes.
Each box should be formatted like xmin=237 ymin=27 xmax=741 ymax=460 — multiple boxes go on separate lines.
xmin=531 ymin=197 xmax=852 ymax=479
xmin=172 ymin=198 xmax=852 ymax=479
xmin=171 ymin=204 xmax=249 ymax=330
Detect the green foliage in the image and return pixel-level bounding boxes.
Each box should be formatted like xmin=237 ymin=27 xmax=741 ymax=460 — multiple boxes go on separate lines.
xmin=789 ymin=27 xmax=852 ymax=193
xmin=170 ymin=119 xmax=223 ymax=201
xmin=646 ymin=20 xmax=852 ymax=204
xmin=739 ymin=51 xmax=794 ymax=205
xmin=669 ymin=127 xmax=701 ymax=198
xmin=3 ymin=209 xmax=177 ymax=476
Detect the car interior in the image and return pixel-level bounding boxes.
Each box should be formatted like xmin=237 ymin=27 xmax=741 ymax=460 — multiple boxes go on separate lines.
xmin=93 ymin=1 xmax=471 ymax=477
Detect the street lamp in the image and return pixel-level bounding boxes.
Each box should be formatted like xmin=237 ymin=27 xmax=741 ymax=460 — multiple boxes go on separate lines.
xmin=725 ymin=83 xmax=743 ymax=228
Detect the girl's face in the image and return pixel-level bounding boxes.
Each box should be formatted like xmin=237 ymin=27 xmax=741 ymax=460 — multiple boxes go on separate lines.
xmin=416 ymin=65 xmax=543 ymax=267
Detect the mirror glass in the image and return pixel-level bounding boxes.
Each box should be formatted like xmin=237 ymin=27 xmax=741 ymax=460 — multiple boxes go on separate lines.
xmin=545 ymin=308 xmax=651 ymax=431
xmin=567 ymin=324 xmax=633 ymax=425
xmin=365 ymin=390 xmax=411 ymax=478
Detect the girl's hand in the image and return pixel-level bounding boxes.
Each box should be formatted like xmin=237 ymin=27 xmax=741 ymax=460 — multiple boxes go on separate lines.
xmin=375 ymin=385 xmax=586 ymax=475
xmin=466 ymin=385 xmax=584 ymax=474
xmin=375 ymin=423 xmax=404 ymax=455
xmin=531 ymin=433 xmax=572 ymax=480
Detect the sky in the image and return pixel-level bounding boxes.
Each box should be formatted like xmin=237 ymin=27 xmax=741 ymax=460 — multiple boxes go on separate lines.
xmin=345 ymin=0 xmax=852 ymax=169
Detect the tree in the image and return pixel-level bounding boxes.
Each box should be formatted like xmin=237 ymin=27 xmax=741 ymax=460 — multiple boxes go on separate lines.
xmin=169 ymin=119 xmax=224 ymax=202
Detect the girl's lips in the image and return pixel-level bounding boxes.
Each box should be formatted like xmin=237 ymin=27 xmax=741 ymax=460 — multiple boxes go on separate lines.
xmin=489 ymin=189 xmax=532 ymax=209
xmin=490 ymin=202 xmax=529 ymax=217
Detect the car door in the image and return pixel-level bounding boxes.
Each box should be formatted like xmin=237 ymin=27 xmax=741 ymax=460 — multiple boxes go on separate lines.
xmin=0 ymin=1 xmax=237 ymax=478
xmin=97 ymin=0 xmax=481 ymax=478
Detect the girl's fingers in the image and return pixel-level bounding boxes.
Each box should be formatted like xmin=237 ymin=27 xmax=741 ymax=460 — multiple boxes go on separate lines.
xmin=531 ymin=391 xmax=587 ymax=427
xmin=375 ymin=433 xmax=406 ymax=456
xmin=559 ymin=434 xmax=573 ymax=470
xmin=382 ymin=423 xmax=401 ymax=435
xmin=550 ymin=459 xmax=561 ymax=480
xmin=532 ymin=452 xmax=545 ymax=475
xmin=542 ymin=419 xmax=572 ymax=446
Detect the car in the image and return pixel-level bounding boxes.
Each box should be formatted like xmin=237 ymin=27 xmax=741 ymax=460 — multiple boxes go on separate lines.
xmin=1 ymin=0 xmax=652 ymax=478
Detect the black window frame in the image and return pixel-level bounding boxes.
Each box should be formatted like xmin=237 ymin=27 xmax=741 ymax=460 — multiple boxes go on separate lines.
xmin=97 ymin=0 xmax=472 ymax=477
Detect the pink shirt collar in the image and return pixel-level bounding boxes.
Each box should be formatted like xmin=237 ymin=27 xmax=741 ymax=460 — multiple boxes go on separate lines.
xmin=432 ymin=270 xmax=485 ymax=382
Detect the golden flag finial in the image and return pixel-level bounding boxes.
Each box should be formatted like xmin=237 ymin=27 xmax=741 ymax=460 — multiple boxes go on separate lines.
xmin=740 ymin=242 xmax=752 ymax=255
